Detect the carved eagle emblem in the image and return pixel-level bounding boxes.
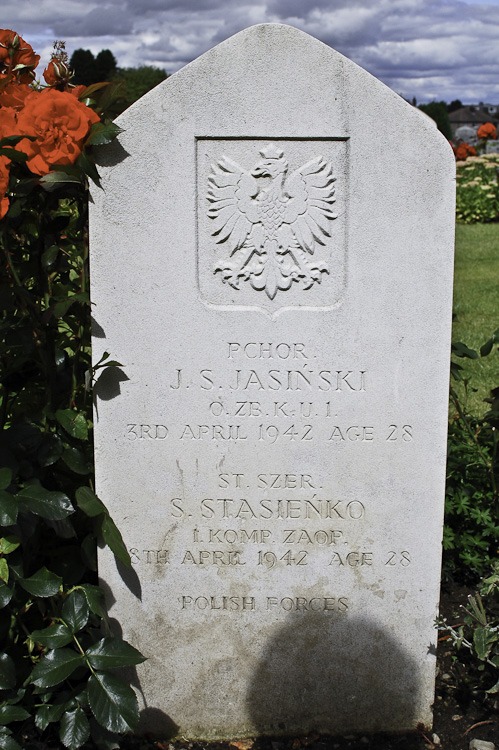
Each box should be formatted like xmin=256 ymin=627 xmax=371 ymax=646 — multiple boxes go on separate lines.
xmin=207 ymin=144 xmax=337 ymax=300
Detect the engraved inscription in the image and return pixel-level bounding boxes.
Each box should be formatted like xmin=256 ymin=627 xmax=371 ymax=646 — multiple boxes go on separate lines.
xmin=207 ymin=145 xmax=336 ymax=299
xmin=123 ymin=331 xmax=417 ymax=613
xmin=179 ymin=595 xmax=349 ymax=612
xmin=130 ymin=548 xmax=170 ymax=564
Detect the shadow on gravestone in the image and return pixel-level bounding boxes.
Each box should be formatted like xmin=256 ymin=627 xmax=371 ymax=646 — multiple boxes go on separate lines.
xmin=98 ymin=557 xmax=142 ymax=605
xmin=93 ymin=367 xmax=130 ymax=419
xmin=247 ymin=610 xmax=421 ymax=736
xmin=99 ymin=570 xmax=182 ymax=736
xmin=91 ymin=315 xmax=106 ymax=338
xmin=93 ymin=139 xmax=130 ymax=170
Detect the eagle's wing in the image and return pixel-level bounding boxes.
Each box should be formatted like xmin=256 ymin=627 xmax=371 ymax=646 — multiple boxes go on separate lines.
xmin=207 ymin=156 xmax=260 ymax=253
xmin=281 ymin=157 xmax=336 ymax=254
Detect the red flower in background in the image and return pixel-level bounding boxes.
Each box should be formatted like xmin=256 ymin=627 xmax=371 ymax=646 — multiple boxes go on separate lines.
xmin=455 ymin=142 xmax=477 ymax=161
xmin=0 ymin=30 xmax=39 ymax=83
xmin=16 ymin=89 xmax=100 ymax=175
xmin=477 ymin=122 xmax=497 ymax=140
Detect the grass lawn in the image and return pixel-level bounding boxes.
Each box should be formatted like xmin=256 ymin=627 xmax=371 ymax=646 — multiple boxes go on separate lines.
xmin=452 ymin=222 xmax=499 ymax=414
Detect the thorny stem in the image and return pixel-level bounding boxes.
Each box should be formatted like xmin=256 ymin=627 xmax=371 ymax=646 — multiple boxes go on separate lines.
xmin=3 ymin=242 xmax=22 ymax=288
xmin=10 ymin=605 xmax=32 ymax=640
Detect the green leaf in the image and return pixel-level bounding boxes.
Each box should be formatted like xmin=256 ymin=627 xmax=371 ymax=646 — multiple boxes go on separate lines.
xmin=17 ymin=485 xmax=73 ymax=520
xmin=37 ymin=436 xmax=63 ymax=468
xmin=80 ymin=585 xmax=106 ymax=619
xmin=0 ymin=469 xmax=12 ymax=491
xmin=451 ymin=341 xmax=479 ymax=359
xmin=86 ymin=638 xmax=145 ymax=670
xmin=0 ymin=583 xmax=13 ymax=609
xmin=93 ymin=351 xmax=111 ymax=367
xmin=0 ymin=731 xmax=21 ymax=750
xmin=0 ymin=134 xmax=34 ymax=147
xmin=35 ymin=702 xmax=67 ymax=731
xmin=86 ymin=122 xmax=124 ymax=147
xmin=77 ymin=150 xmax=101 ymax=188
xmin=473 ymin=624 xmax=496 ymax=660
xmin=87 ymin=672 xmax=139 ymax=733
xmin=56 ymin=410 xmax=89 ymax=441
xmin=31 ymin=649 xmax=85 ymax=688
xmin=480 ymin=328 xmax=499 ymax=357
xmin=0 ymin=654 xmax=15 ymax=690
xmin=62 ymin=447 xmax=90 ymax=475
xmin=19 ymin=567 xmax=62 ymax=597
xmin=0 ymin=147 xmax=28 ymax=163
xmin=101 ymin=515 xmax=131 ymax=567
xmin=0 ymin=537 xmax=20 ymax=555
xmin=41 ymin=244 xmax=59 ymax=268
xmin=0 ymin=560 xmax=8 ymax=584
xmin=60 ymin=707 xmax=90 ymax=750
xmin=487 ymin=677 xmax=499 ymax=694
xmin=75 ymin=487 xmax=106 ymax=518
xmin=0 ymin=705 xmax=30 ymax=725
xmin=52 ymin=292 xmax=90 ymax=319
xmin=79 ymin=82 xmax=110 ymax=98
xmin=0 ymin=491 xmax=17 ymax=526
xmin=62 ymin=590 xmax=89 ymax=633
xmin=39 ymin=172 xmax=82 ymax=191
xmin=31 ymin=623 xmax=73 ymax=649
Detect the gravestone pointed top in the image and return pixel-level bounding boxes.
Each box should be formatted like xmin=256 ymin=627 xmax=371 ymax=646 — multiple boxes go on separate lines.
xmin=90 ymin=22 xmax=455 ymax=740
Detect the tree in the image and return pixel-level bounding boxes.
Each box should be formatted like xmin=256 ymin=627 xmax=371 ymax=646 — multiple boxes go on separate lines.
xmin=418 ymin=101 xmax=452 ymax=140
xmin=95 ymin=49 xmax=117 ymax=81
xmin=69 ymin=48 xmax=97 ymax=86
xmin=448 ymin=99 xmax=463 ymax=113
xmin=69 ymin=48 xmax=117 ymax=86
xmin=117 ymin=65 xmax=168 ymax=107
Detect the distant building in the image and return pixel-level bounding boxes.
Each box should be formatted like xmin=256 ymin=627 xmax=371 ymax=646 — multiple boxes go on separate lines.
xmin=449 ymin=104 xmax=499 ymax=142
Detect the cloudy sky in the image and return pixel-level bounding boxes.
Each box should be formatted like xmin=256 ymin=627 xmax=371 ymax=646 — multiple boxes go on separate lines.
xmin=4 ymin=0 xmax=499 ymax=103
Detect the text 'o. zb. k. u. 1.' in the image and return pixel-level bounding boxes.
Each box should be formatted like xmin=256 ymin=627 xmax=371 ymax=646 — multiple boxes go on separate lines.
xmin=207 ymin=144 xmax=337 ymax=300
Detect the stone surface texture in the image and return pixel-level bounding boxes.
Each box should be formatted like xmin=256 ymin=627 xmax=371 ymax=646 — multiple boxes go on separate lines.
xmin=89 ymin=24 xmax=455 ymax=739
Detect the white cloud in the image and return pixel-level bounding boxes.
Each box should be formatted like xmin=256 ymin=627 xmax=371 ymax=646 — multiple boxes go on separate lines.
xmin=3 ymin=0 xmax=499 ymax=102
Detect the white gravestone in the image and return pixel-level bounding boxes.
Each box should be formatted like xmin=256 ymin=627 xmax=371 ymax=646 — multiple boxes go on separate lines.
xmin=90 ymin=24 xmax=455 ymax=739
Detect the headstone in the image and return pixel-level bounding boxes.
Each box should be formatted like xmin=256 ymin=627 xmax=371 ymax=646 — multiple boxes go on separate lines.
xmin=485 ymin=140 xmax=499 ymax=154
xmin=90 ymin=24 xmax=455 ymax=739
xmin=455 ymin=125 xmax=478 ymax=145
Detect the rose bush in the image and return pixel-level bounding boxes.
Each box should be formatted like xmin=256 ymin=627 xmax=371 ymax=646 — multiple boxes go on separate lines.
xmin=454 ymin=142 xmax=477 ymax=161
xmin=477 ymin=121 xmax=497 ymax=141
xmin=0 ymin=32 xmax=144 ymax=750
xmin=16 ymin=89 xmax=100 ymax=175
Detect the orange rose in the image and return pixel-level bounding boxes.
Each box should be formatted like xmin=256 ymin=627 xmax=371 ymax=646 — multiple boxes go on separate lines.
xmin=16 ymin=89 xmax=100 ymax=175
xmin=0 ymin=106 xmax=18 ymax=137
xmin=0 ymin=80 xmax=31 ymax=110
xmin=0 ymin=29 xmax=39 ymax=82
xmin=455 ymin=142 xmax=477 ymax=161
xmin=0 ymin=107 xmax=18 ymax=218
xmin=43 ymin=58 xmax=71 ymax=87
xmin=69 ymin=85 xmax=87 ymax=100
xmin=0 ymin=156 xmax=11 ymax=218
xmin=477 ymin=122 xmax=497 ymax=140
